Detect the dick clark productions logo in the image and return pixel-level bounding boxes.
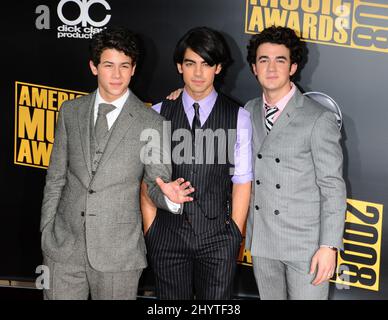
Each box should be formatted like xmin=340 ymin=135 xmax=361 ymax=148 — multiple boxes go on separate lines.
xmin=35 ymin=0 xmax=112 ymax=39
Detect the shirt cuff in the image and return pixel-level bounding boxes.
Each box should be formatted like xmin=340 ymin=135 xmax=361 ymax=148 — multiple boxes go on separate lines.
xmin=320 ymin=245 xmax=337 ymax=250
xmin=164 ymin=195 xmax=182 ymax=214
xmin=232 ymin=173 xmax=253 ymax=184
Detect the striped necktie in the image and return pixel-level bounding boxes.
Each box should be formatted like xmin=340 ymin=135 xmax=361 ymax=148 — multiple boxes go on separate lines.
xmin=264 ymin=104 xmax=279 ymax=134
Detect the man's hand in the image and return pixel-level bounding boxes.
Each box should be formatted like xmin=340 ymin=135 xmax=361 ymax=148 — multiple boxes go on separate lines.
xmin=166 ymin=88 xmax=183 ymax=100
xmin=310 ymin=247 xmax=337 ymax=286
xmin=156 ymin=177 xmax=194 ymax=204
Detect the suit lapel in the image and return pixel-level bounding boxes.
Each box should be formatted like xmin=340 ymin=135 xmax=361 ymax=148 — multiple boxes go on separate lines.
xmin=78 ymin=92 xmax=95 ymax=178
xmin=251 ymin=97 xmax=266 ymax=151
xmin=259 ymin=88 xmax=304 ymax=151
xmin=97 ymin=91 xmax=138 ymax=170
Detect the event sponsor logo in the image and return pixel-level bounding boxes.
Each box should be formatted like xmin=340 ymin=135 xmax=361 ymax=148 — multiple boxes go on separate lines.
xmin=239 ymin=198 xmax=384 ymax=292
xmin=14 ymin=82 xmax=86 ymax=169
xmin=245 ymin=0 xmax=388 ymax=53
xmin=35 ymin=0 xmax=112 ymax=39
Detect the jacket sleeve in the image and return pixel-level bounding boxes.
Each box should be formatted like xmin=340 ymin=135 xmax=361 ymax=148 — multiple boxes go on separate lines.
xmin=142 ymin=117 xmax=176 ymax=213
xmin=40 ymin=102 xmax=69 ymax=232
xmin=311 ymin=110 xmax=347 ymax=249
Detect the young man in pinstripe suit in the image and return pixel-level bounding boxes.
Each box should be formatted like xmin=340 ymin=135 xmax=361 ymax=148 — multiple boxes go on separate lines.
xmin=141 ymin=27 xmax=252 ymax=299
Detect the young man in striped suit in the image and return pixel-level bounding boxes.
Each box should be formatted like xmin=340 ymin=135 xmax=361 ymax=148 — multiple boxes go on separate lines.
xmin=141 ymin=27 xmax=252 ymax=299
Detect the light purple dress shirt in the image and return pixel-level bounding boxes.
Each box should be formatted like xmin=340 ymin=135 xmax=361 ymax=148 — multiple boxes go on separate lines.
xmin=153 ymin=89 xmax=253 ymax=184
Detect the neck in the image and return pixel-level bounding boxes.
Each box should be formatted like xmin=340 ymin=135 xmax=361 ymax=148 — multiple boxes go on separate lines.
xmin=98 ymin=88 xmax=128 ymax=103
xmin=185 ymin=85 xmax=214 ymax=101
xmin=263 ymin=83 xmax=292 ymax=106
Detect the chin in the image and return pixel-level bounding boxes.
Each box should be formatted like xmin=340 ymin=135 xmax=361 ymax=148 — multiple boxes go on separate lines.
xmin=110 ymin=89 xmax=125 ymax=95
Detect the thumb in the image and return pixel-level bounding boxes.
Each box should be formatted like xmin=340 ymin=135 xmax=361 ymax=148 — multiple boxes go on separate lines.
xmin=310 ymin=256 xmax=318 ymax=275
xmin=155 ymin=177 xmax=164 ymax=187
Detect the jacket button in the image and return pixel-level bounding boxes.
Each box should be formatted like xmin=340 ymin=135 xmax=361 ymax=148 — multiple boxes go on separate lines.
xmin=89 ymin=189 xmax=95 ymax=194
xmin=256 ymin=180 xmax=260 ymax=185
xmin=274 ymin=210 xmax=280 ymax=215
xmin=276 ymin=184 xmax=281 ymax=189
xmin=275 ymin=158 xmax=280 ymax=163
xmin=81 ymin=211 xmax=85 ymax=217
xmin=257 ymin=154 xmax=262 ymax=159
xmin=255 ymin=205 xmax=259 ymax=210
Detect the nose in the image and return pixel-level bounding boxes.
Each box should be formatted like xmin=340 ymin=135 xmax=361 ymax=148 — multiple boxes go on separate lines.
xmin=194 ymin=64 xmax=202 ymax=76
xmin=112 ymin=66 xmax=120 ymax=78
xmin=268 ymin=59 xmax=276 ymax=71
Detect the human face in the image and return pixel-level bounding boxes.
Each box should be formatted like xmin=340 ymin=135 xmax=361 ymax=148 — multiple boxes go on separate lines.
xmin=252 ymin=43 xmax=297 ymax=102
xmin=177 ymin=48 xmax=222 ymax=101
xmin=89 ymin=48 xmax=136 ymax=102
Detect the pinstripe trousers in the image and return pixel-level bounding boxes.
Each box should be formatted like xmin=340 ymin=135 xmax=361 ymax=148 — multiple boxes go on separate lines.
xmin=145 ymin=214 xmax=243 ymax=300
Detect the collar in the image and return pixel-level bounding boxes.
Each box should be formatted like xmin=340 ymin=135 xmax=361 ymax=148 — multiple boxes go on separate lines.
xmin=95 ymin=89 xmax=130 ymax=109
xmin=263 ymin=82 xmax=296 ymax=112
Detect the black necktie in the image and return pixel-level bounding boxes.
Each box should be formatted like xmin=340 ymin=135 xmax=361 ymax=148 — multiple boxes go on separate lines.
xmin=264 ymin=104 xmax=279 ymax=134
xmin=95 ymin=103 xmax=116 ymax=146
xmin=192 ymin=102 xmax=201 ymax=131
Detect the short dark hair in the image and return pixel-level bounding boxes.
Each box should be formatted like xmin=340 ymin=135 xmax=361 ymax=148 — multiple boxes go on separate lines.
xmin=246 ymin=26 xmax=306 ymax=66
xmin=173 ymin=26 xmax=231 ymax=68
xmin=89 ymin=26 xmax=139 ymax=66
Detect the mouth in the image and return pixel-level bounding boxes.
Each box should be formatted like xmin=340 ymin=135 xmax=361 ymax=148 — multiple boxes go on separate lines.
xmin=191 ymin=79 xmax=205 ymax=85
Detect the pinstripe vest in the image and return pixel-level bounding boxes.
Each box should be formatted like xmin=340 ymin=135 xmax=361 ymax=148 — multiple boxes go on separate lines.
xmin=158 ymin=94 xmax=239 ymax=234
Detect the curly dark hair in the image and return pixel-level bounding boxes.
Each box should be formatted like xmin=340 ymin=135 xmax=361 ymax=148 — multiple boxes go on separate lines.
xmin=246 ymin=26 xmax=306 ymax=67
xmin=89 ymin=26 xmax=139 ymax=66
xmin=173 ymin=26 xmax=231 ymax=69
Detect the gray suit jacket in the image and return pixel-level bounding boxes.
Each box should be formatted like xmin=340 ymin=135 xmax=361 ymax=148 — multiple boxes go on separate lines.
xmin=245 ymin=88 xmax=346 ymax=262
xmin=41 ymin=90 xmax=172 ymax=272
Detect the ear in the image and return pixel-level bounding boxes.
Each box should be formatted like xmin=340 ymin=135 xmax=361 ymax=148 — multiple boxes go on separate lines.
xmin=290 ymin=63 xmax=298 ymax=77
xmin=89 ymin=60 xmax=98 ymax=76
xmin=131 ymin=64 xmax=136 ymax=76
xmin=177 ymin=63 xmax=183 ymax=74
xmin=215 ymin=64 xmax=222 ymax=75
xmin=252 ymin=63 xmax=258 ymax=76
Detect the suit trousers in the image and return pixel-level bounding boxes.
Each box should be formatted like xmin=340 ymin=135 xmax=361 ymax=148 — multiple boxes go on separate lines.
xmin=42 ymin=225 xmax=142 ymax=300
xmin=252 ymin=256 xmax=329 ymax=300
xmin=145 ymin=214 xmax=243 ymax=300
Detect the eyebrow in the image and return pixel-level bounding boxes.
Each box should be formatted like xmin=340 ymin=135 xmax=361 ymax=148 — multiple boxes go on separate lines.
xmin=183 ymin=58 xmax=206 ymax=64
xmin=101 ymin=61 xmax=132 ymax=65
xmin=258 ymin=55 xmax=288 ymax=60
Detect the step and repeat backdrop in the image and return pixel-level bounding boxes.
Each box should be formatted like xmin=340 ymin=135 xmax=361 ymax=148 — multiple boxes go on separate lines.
xmin=1 ymin=0 xmax=387 ymax=299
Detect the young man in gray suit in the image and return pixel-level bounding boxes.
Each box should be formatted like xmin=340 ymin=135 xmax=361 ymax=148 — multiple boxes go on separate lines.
xmin=244 ymin=26 xmax=347 ymax=300
xmin=40 ymin=27 xmax=193 ymax=300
